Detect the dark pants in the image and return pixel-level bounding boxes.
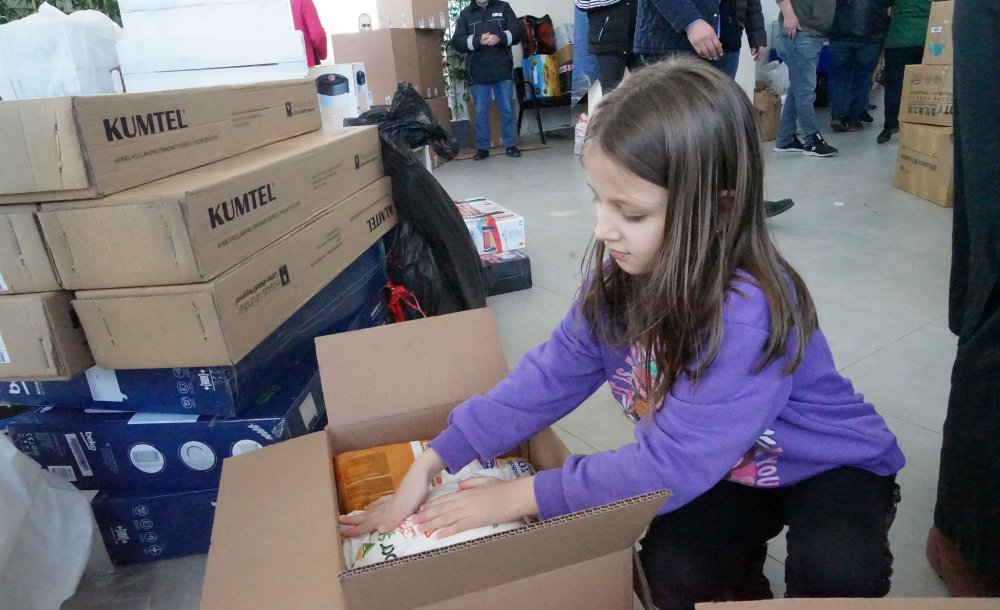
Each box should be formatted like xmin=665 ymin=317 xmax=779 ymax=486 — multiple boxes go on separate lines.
xmin=881 ymin=46 xmax=924 ymax=129
xmin=639 ymin=468 xmax=899 ymax=610
xmin=829 ymin=40 xmax=882 ymax=120
xmin=594 ymin=51 xmax=642 ymax=93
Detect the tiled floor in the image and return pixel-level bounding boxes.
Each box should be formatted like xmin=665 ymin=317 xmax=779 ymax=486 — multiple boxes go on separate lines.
xmin=64 ymin=100 xmax=954 ymax=607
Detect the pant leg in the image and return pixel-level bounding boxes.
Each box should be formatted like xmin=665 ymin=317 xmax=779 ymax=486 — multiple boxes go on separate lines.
xmin=775 ymin=32 xmax=800 ymax=145
xmin=828 ymin=40 xmax=853 ymax=119
xmin=714 ymin=52 xmax=740 ymax=79
xmin=595 ymin=52 xmax=628 ymax=93
xmin=851 ymin=42 xmax=882 ymax=119
xmin=471 ymin=83 xmax=493 ymax=150
xmin=778 ymin=30 xmax=824 ymax=141
xmin=783 ymin=468 xmax=899 ymax=598
xmin=639 ymin=480 xmax=785 ymax=610
xmin=882 ymin=46 xmax=923 ymax=130
xmin=493 ymin=80 xmax=517 ymax=148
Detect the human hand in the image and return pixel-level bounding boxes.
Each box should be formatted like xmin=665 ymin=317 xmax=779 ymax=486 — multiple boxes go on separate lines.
xmin=686 ymin=19 xmax=723 ymax=60
xmin=751 ymin=45 xmax=767 ymax=61
xmin=413 ymin=475 xmax=538 ymax=539
xmin=339 ymin=448 xmax=445 ymax=537
xmin=782 ymin=12 xmax=801 ymax=39
xmin=487 ymin=33 xmax=502 ymax=46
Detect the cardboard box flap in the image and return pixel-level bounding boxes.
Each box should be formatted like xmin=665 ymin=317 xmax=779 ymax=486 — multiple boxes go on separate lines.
xmin=698 ymin=600 xmax=998 ymax=609
xmin=339 ymin=490 xmax=669 ymax=610
xmin=202 ymin=431 xmax=346 ymax=609
xmin=0 ymin=97 xmax=90 ymax=194
xmin=316 ymin=308 xmax=505 ymax=430
xmin=900 ymin=124 xmax=953 ymax=158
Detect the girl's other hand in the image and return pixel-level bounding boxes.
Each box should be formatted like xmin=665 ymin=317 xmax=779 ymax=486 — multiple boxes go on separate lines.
xmin=413 ymin=475 xmax=538 ymax=539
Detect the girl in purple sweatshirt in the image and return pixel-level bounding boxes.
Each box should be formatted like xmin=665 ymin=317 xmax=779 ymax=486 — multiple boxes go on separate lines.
xmin=342 ymin=56 xmax=905 ymax=607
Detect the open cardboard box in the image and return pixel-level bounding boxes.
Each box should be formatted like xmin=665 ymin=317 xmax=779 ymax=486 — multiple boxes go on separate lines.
xmin=202 ymin=308 xmax=669 ymax=609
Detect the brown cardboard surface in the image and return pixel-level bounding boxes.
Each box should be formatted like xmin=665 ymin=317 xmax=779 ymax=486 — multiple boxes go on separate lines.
xmin=331 ymin=29 xmax=446 ymax=106
xmin=900 ymin=64 xmax=953 ymax=127
xmin=202 ymin=308 xmax=670 ymax=609
xmin=376 ymin=0 xmax=449 ymax=29
xmin=38 ymin=127 xmax=382 ymax=289
xmin=72 ymin=178 xmax=396 ymax=369
xmin=754 ymin=90 xmax=781 ymax=142
xmin=894 ymin=123 xmax=954 ymax=207
xmin=0 ymin=80 xmax=319 ymax=204
xmin=0 ymin=205 xmax=61 ymax=294
xmin=698 ymin=600 xmax=1000 ymax=609
xmin=922 ymin=0 xmax=954 ymax=65
xmin=553 ymin=44 xmax=574 ymax=67
xmin=0 ymin=291 xmax=93 ymax=381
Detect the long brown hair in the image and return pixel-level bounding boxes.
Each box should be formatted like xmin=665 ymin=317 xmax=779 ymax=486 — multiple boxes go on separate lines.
xmin=580 ymin=56 xmax=817 ymax=410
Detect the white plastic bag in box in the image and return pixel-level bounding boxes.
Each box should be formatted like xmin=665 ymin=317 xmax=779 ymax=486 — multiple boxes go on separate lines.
xmin=0 ymin=2 xmax=122 ymax=100
xmin=119 ymin=0 xmax=294 ymax=41
xmin=0 ymin=434 xmax=94 ymax=610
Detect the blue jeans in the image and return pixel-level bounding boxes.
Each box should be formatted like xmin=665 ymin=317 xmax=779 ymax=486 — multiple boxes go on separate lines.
xmin=471 ymin=80 xmax=516 ymax=150
xmin=829 ymin=40 xmax=881 ymax=120
xmin=775 ymin=29 xmax=824 ymax=146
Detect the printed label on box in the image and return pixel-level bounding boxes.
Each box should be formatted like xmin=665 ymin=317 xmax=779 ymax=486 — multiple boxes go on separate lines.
xmin=299 ymin=393 xmax=318 ymax=429
xmin=0 ymin=331 xmax=9 ymax=364
xmin=48 ymin=465 xmax=78 ymax=482
xmin=65 ymin=433 xmax=95 ymax=477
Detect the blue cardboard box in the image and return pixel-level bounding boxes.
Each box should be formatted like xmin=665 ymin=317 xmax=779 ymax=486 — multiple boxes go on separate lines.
xmin=0 ymin=241 xmax=387 ymax=416
xmin=92 ymin=487 xmax=219 ymax=565
xmin=7 ymin=361 xmax=326 ymax=492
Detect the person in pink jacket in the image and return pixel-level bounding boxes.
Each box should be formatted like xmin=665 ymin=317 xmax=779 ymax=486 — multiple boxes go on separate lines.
xmin=292 ymin=0 xmax=327 ymax=67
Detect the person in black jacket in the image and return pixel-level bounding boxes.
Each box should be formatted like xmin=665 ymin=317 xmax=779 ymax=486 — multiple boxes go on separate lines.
xmin=577 ymin=0 xmax=641 ymax=93
xmin=452 ymin=0 xmax=523 ymax=160
xmin=828 ymin=0 xmax=889 ymax=132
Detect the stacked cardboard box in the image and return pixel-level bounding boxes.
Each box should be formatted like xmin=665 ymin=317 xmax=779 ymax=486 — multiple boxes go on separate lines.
xmin=455 ymin=198 xmax=532 ymax=296
xmin=893 ymin=0 xmax=954 ymax=207
xmin=1 ymin=79 xmax=397 ymax=565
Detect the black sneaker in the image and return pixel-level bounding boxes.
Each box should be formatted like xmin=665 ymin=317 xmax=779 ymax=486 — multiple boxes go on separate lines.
xmin=764 ymin=198 xmax=795 ymax=218
xmin=876 ymin=127 xmax=897 ymax=144
xmin=505 ymin=146 xmax=521 ymax=158
xmin=860 ymin=111 xmax=875 ymax=123
xmin=773 ymin=137 xmax=805 ymax=153
xmin=803 ymin=133 xmax=838 ymax=157
xmin=830 ymin=116 xmax=849 ymax=132
xmin=472 ymin=149 xmax=489 ymax=161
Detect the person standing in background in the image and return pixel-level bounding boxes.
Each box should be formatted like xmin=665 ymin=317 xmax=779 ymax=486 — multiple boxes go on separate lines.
xmin=717 ymin=0 xmax=768 ymax=79
xmin=291 ymin=0 xmax=327 ymax=67
xmin=827 ymin=0 xmax=890 ymax=133
xmin=877 ymin=0 xmax=931 ymax=143
xmin=926 ymin=0 xmax=1000 ymax=597
xmin=576 ymin=0 xmax=641 ymax=93
xmin=452 ymin=0 xmax=523 ymax=161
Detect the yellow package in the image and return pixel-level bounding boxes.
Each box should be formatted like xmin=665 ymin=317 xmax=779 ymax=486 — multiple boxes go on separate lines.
xmin=333 ymin=441 xmax=430 ymax=514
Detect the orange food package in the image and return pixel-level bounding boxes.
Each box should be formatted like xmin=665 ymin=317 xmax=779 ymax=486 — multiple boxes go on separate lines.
xmin=333 ymin=440 xmax=431 ymax=514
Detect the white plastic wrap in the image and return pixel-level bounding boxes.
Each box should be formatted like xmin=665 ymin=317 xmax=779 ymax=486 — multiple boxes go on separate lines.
xmin=0 ymin=2 xmax=122 ymax=100
xmin=0 ymin=433 xmax=94 ymax=610
xmin=757 ymin=60 xmax=790 ymax=95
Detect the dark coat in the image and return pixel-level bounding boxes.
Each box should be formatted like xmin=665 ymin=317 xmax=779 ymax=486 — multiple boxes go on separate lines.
xmin=452 ymin=0 xmax=523 ymax=84
xmin=634 ymin=0 xmax=721 ymax=55
xmin=828 ymin=0 xmax=890 ymax=42
xmin=586 ymin=0 xmax=639 ymax=56
xmin=720 ymin=0 xmax=767 ymax=52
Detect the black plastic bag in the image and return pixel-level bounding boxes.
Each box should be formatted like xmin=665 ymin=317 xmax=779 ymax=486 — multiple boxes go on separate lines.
xmin=347 ymin=83 xmax=486 ymax=319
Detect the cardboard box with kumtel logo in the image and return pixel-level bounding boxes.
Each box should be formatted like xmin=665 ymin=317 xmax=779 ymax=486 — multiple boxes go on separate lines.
xmin=37 ymin=127 xmax=382 ymax=290
xmin=0 ymin=204 xmax=61 ymax=294
xmin=899 ymin=64 xmax=953 ymax=127
xmin=0 ymin=291 xmax=93 ymax=381
xmin=201 ymin=308 xmax=669 ymax=610
xmin=0 ymin=79 xmax=318 ymax=204
xmin=71 ymin=178 xmax=396 ymax=370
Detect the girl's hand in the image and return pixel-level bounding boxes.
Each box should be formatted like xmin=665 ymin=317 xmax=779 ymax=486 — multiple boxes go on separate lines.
xmin=412 ymin=475 xmax=538 ymax=539
xmin=339 ymin=448 xmax=445 ymax=537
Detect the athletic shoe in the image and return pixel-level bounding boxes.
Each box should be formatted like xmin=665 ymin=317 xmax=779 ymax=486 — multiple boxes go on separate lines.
xmin=803 ymin=133 xmax=838 ymax=157
xmin=773 ymin=137 xmax=805 ymax=153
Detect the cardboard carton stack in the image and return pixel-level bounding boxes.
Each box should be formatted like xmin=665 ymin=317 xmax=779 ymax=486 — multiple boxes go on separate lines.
xmin=0 ymin=80 xmax=398 ymax=565
xmin=115 ymin=0 xmax=308 ymax=93
xmin=455 ymin=198 xmax=532 ymax=296
xmin=893 ymin=0 xmax=954 ymax=207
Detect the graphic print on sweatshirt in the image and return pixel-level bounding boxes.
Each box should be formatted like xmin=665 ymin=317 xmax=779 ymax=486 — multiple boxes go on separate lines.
xmin=610 ymin=344 xmax=785 ymax=487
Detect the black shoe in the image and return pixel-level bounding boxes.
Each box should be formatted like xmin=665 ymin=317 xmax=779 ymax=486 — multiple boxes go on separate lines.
xmin=830 ymin=116 xmax=849 ymax=132
xmin=876 ymin=127 xmax=897 ymax=144
xmin=847 ymin=118 xmax=863 ymax=132
xmin=860 ymin=111 xmax=875 ymax=123
xmin=773 ymin=137 xmax=805 ymax=153
xmin=472 ymin=149 xmax=489 ymax=161
xmin=803 ymin=133 xmax=838 ymax=157
xmin=764 ymin=198 xmax=795 ymax=218
xmin=505 ymin=146 xmax=521 ymax=158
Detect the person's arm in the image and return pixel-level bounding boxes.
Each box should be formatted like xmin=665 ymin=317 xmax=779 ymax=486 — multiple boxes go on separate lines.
xmin=651 ymin=0 xmax=723 ymax=59
xmin=452 ymin=9 xmax=478 ymax=53
xmin=501 ymin=3 xmax=523 ymax=46
xmin=301 ymin=0 xmax=327 ymax=62
xmin=778 ymin=0 xmax=801 ymax=39
xmin=746 ymin=0 xmax=769 ymax=55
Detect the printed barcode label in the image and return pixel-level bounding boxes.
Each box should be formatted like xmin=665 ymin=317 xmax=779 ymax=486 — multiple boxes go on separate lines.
xmin=133 ymin=450 xmax=161 ymax=464
xmin=931 ymin=26 xmax=942 ymax=33
xmin=0 ymin=331 xmax=9 ymax=364
xmin=47 ymin=465 xmax=77 ymax=482
xmin=65 ymin=434 xmax=94 ymax=477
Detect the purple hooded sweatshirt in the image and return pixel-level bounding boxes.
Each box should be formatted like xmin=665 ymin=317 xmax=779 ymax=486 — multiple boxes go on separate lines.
xmin=429 ymin=278 xmax=906 ymax=519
